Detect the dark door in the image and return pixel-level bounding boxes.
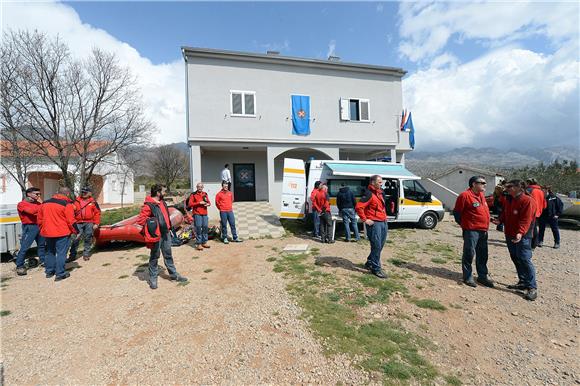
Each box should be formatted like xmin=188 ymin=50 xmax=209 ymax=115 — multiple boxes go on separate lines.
xmin=233 ymin=163 xmax=256 ymax=201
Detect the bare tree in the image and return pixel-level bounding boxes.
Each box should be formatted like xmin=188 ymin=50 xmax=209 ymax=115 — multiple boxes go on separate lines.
xmin=3 ymin=30 xmax=153 ymax=194
xmin=151 ymin=144 xmax=187 ymax=193
xmin=0 ymin=35 xmax=41 ymax=197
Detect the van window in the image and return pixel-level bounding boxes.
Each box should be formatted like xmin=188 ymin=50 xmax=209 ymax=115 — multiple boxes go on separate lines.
xmin=403 ymin=180 xmax=428 ymax=201
xmin=326 ymin=179 xmax=366 ymax=197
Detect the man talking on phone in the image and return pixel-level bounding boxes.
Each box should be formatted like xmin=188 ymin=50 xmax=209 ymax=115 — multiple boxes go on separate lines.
xmin=493 ymin=180 xmax=537 ymax=301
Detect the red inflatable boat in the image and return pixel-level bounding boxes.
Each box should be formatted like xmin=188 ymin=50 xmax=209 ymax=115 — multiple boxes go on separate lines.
xmin=94 ymin=207 xmax=185 ymax=247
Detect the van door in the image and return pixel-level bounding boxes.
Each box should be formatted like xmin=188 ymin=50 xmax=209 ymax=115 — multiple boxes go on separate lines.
xmin=280 ymin=158 xmax=306 ymax=219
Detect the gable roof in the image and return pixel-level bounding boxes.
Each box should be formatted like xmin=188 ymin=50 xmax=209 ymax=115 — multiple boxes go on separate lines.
xmin=0 ymin=140 xmax=111 ymax=158
xmin=434 ymin=164 xmax=504 ymax=180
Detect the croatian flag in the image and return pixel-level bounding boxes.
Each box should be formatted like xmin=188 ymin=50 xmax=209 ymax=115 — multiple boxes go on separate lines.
xmin=291 ymin=95 xmax=310 ymax=136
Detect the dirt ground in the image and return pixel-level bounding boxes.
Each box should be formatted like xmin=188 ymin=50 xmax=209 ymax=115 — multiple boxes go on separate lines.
xmin=1 ymin=218 xmax=578 ymax=385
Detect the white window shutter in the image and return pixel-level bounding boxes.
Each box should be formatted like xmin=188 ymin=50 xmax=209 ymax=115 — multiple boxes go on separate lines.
xmin=340 ymin=98 xmax=350 ymax=120
xmin=360 ymin=100 xmax=370 ymax=121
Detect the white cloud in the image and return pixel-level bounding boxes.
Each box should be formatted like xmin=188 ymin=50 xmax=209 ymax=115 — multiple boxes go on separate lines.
xmin=403 ymin=46 xmax=579 ymax=150
xmin=376 ymin=3 xmax=384 ymax=13
xmin=398 ymin=1 xmax=579 ymax=62
xmin=3 ymin=1 xmax=185 ymax=145
xmin=253 ymin=39 xmax=290 ymax=53
xmin=326 ymin=39 xmax=336 ymax=58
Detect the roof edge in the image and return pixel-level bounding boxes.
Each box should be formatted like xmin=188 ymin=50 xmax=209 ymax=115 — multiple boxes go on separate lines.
xmin=181 ymin=46 xmax=407 ymax=77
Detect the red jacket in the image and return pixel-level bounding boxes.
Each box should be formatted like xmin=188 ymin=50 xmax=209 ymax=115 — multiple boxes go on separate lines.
xmin=312 ymin=189 xmax=330 ymax=213
xmin=17 ymin=199 xmax=42 ymax=225
xmin=527 ymin=185 xmax=546 ymax=218
xmin=74 ymin=197 xmax=101 ymax=224
xmin=38 ymin=194 xmax=77 ymax=237
xmin=453 ymin=189 xmax=490 ymax=231
xmin=356 ymin=185 xmax=387 ymax=222
xmin=309 ymin=188 xmax=319 ymax=213
xmin=500 ymin=193 xmax=536 ymax=239
xmin=136 ymin=196 xmax=171 ymax=229
xmin=215 ymin=190 xmax=233 ymax=212
xmin=187 ymin=191 xmax=211 ymax=216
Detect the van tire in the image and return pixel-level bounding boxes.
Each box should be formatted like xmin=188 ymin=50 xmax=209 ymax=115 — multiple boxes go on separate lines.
xmin=418 ymin=212 xmax=438 ymax=229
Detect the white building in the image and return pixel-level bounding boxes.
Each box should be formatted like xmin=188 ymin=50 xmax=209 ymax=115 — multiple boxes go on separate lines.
xmin=1 ymin=152 xmax=134 ymax=206
xmin=433 ymin=165 xmax=504 ymax=195
xmin=183 ymin=47 xmax=411 ymax=216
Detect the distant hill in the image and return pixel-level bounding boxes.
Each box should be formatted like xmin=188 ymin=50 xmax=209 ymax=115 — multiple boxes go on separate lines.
xmin=406 ymin=146 xmax=578 ymax=178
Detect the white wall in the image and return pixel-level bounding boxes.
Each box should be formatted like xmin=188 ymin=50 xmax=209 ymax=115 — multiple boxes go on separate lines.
xmin=103 ymin=172 xmax=135 ymax=205
xmin=187 ymin=56 xmax=403 ymax=146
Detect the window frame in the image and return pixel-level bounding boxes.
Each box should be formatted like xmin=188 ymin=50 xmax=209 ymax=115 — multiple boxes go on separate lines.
xmin=340 ymin=97 xmax=371 ymax=122
xmin=230 ymin=90 xmax=257 ymax=117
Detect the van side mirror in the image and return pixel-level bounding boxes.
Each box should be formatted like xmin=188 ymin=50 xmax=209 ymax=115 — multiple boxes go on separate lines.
xmin=425 ymin=192 xmax=432 ymax=202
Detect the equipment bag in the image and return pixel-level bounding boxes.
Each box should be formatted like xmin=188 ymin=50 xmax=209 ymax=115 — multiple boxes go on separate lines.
xmin=142 ymin=203 xmax=162 ymax=247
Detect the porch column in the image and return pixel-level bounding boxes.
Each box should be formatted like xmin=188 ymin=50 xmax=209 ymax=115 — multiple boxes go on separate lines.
xmin=266 ymin=146 xmax=277 ymax=210
xmin=390 ymin=148 xmax=397 ymax=162
xmin=189 ymin=144 xmax=201 ymax=190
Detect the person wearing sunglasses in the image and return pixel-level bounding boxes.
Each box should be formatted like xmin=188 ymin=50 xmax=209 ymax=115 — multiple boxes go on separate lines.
xmin=15 ymin=187 xmax=46 ymax=275
xmin=453 ymin=176 xmax=494 ymax=288
xmin=492 ymin=180 xmax=538 ymax=301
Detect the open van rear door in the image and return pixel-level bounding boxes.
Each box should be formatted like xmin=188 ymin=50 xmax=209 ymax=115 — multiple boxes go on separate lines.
xmin=280 ymin=158 xmax=306 ymax=219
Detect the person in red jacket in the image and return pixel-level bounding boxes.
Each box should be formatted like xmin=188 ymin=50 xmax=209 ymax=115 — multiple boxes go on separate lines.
xmin=493 ymin=179 xmax=537 ymax=301
xmin=355 ymin=175 xmax=388 ymax=279
xmin=215 ymin=181 xmax=243 ymax=244
xmin=310 ymin=181 xmax=322 ymax=238
xmin=38 ymin=187 xmax=77 ymax=281
xmin=15 ymin=187 xmax=46 ymax=275
xmin=136 ymin=184 xmax=187 ymax=290
xmin=68 ymin=187 xmax=101 ymax=262
xmin=186 ymin=182 xmax=211 ymax=251
xmin=526 ymin=178 xmax=547 ymax=249
xmin=453 ymin=176 xmax=494 ymax=288
xmin=313 ymin=184 xmax=333 ymax=243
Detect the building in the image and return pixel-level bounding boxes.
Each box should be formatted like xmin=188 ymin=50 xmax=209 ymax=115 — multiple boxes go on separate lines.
xmin=183 ymin=47 xmax=411 ymax=216
xmin=1 ymin=146 xmax=134 ymax=206
xmin=433 ymin=165 xmax=504 ymax=196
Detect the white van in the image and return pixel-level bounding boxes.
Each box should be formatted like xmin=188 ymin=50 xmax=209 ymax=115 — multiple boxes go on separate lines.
xmin=280 ymin=158 xmax=445 ymax=229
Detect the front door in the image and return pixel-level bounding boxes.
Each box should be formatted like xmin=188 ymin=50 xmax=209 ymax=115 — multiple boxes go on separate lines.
xmin=233 ymin=164 xmax=256 ymax=201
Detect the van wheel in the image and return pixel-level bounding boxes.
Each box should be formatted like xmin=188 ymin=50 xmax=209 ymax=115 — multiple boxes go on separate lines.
xmin=419 ymin=212 xmax=438 ymax=229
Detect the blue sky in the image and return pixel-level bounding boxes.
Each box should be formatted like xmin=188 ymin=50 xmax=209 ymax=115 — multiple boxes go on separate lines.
xmin=4 ymin=1 xmax=579 ymax=149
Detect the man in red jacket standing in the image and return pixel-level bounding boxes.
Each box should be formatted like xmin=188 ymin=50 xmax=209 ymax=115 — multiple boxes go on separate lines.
xmin=68 ymin=187 xmax=101 ymax=262
xmin=526 ymin=178 xmax=546 ymax=249
xmin=313 ymin=184 xmax=333 ymax=243
xmin=215 ymin=181 xmax=243 ymax=244
xmin=187 ymin=182 xmax=211 ymax=251
xmin=136 ymin=184 xmax=187 ymax=290
xmin=38 ymin=187 xmax=77 ymax=281
xmin=15 ymin=187 xmax=46 ymax=276
xmin=356 ymin=175 xmax=388 ymax=279
xmin=493 ymin=180 xmax=537 ymax=301
xmin=453 ymin=176 xmax=494 ymax=288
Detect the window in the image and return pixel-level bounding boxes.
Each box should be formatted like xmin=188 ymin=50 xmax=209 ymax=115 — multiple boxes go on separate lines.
xmin=230 ymin=91 xmax=256 ymax=117
xmin=403 ymin=180 xmax=429 ymax=201
xmin=326 ymin=179 xmax=367 ymax=197
xmin=340 ymin=98 xmax=370 ymax=122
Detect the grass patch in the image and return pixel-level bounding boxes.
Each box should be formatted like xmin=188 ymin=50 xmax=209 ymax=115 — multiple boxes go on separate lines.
xmin=203 ymin=269 xmax=213 ymax=273
xmin=272 ymin=311 xmax=280 ymax=316
xmin=445 ymin=375 xmax=462 ymax=385
xmin=101 ymin=263 xmax=111 ymax=267
xmin=255 ymin=245 xmax=264 ymax=249
xmin=118 ymin=275 xmax=129 ymax=279
xmin=272 ymin=252 xmax=439 ymax=384
xmin=1 ymin=310 xmax=11 ymax=317
xmin=388 ymin=258 xmax=407 ymax=267
xmin=410 ymin=298 xmax=447 ymax=311
xmin=1 ymin=277 xmax=13 ymax=283
xmin=192 ymin=256 xmax=199 ymax=260
xmin=271 ymin=247 xmax=279 ymax=252
xmin=279 ymin=219 xmax=308 ymax=237
xmin=137 ymin=254 xmax=149 ymax=261
xmin=431 ymin=257 xmax=447 ymax=264
xmin=177 ymin=281 xmax=190 ymax=286
xmin=266 ymin=257 xmax=277 ymax=262
xmin=100 ymin=206 xmax=141 ymax=226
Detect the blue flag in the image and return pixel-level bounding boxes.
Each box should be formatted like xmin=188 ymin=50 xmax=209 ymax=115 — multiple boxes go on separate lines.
xmin=291 ymin=95 xmax=310 ymax=136
xmin=403 ymin=112 xmax=415 ymax=149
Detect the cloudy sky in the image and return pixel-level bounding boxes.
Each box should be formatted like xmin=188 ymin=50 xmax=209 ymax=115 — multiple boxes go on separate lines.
xmin=3 ymin=1 xmax=579 ymax=150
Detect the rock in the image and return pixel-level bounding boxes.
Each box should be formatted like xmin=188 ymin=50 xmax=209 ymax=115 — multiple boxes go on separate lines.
xmin=512 ymin=312 xmax=519 ymax=316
